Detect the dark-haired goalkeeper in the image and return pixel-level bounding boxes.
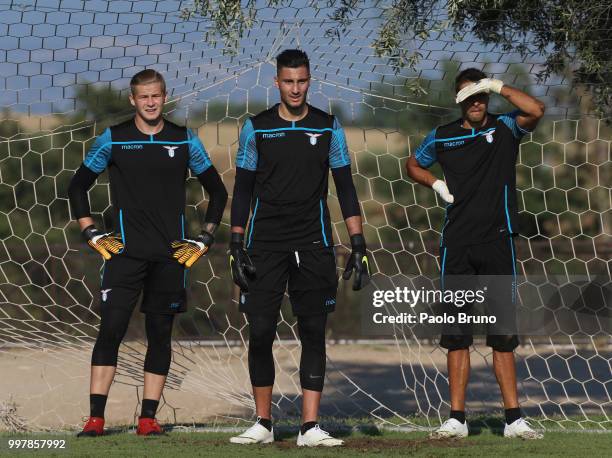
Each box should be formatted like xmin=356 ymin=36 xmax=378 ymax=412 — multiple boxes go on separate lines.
xmin=229 ymin=49 xmax=369 ymax=447
xmin=406 ymin=68 xmax=545 ymax=439
xmin=68 ymin=69 xmax=227 ymax=436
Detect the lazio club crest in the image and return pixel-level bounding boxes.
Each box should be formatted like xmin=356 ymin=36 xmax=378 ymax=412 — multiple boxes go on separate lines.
xmin=486 ymin=132 xmax=494 ymax=143
xmin=163 ymin=145 xmax=178 ymax=157
xmin=101 ymin=289 xmax=111 ymax=302
xmin=305 ymin=132 xmax=322 ymax=146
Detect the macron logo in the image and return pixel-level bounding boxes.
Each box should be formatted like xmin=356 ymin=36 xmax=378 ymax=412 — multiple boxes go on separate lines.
xmin=121 ymin=144 xmax=143 ymax=150
xmin=262 ymin=132 xmax=286 ymax=139
xmin=443 ymin=140 xmax=465 ymax=148
xmin=163 ymin=146 xmax=178 ymax=157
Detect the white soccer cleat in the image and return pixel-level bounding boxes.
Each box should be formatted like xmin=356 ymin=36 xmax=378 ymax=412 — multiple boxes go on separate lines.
xmin=229 ymin=418 xmax=274 ymax=445
xmin=503 ymin=418 xmax=543 ymax=439
xmin=430 ymin=418 xmax=469 ymax=439
xmin=296 ymin=424 xmax=344 ymax=447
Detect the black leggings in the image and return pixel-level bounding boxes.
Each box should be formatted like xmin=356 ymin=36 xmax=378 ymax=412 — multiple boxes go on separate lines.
xmin=247 ymin=313 xmax=327 ymax=392
xmin=91 ymin=307 xmax=175 ymax=376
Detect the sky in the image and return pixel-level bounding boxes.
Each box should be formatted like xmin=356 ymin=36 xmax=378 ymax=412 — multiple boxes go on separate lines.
xmin=0 ymin=0 xmax=562 ymax=120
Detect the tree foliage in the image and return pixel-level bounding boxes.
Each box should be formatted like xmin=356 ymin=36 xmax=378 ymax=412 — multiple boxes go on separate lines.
xmin=183 ymin=0 xmax=611 ymax=116
xmin=447 ymin=0 xmax=611 ymax=117
xmin=180 ymin=0 xmax=281 ymax=50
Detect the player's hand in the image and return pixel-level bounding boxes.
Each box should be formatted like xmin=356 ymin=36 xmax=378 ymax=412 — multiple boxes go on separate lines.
xmin=342 ymin=234 xmax=371 ymax=291
xmin=432 ymin=179 xmax=455 ymax=204
xmin=82 ymin=225 xmax=124 ymax=260
xmin=455 ymin=78 xmax=504 ymax=104
xmin=229 ymin=232 xmax=256 ymax=291
xmin=171 ymin=231 xmax=214 ymax=268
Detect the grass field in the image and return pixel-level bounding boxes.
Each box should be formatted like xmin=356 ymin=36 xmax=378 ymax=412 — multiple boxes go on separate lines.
xmin=2 ymin=428 xmax=611 ymax=457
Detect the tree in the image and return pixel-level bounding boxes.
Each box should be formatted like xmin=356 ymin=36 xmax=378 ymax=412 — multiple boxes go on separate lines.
xmin=72 ymin=84 xmax=132 ymax=122
xmin=182 ymin=0 xmax=611 ymax=117
xmin=446 ymin=0 xmax=610 ymax=117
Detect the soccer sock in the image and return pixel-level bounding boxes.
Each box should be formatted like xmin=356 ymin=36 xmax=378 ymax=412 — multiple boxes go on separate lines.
xmin=450 ymin=410 xmax=466 ymax=424
xmin=90 ymin=394 xmax=108 ymax=418
xmin=257 ymin=417 xmax=272 ymax=431
xmin=301 ymin=421 xmax=317 ymax=434
xmin=140 ymin=399 xmax=159 ymax=419
xmin=505 ymin=407 xmax=522 ymax=425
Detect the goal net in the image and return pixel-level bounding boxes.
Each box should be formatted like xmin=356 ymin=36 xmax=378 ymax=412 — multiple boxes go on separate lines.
xmin=0 ymin=0 xmax=609 ymax=432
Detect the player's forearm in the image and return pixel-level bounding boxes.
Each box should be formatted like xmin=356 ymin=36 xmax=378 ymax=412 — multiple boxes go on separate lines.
xmin=68 ymin=164 xmax=99 ymax=222
xmin=406 ymin=155 xmax=437 ymax=187
xmin=331 ymin=165 xmax=361 ymax=220
xmin=78 ymin=216 xmax=95 ymax=231
xmin=230 ymin=167 xmax=256 ymax=235
xmin=500 ymin=85 xmax=545 ymax=120
xmin=331 ymin=165 xmax=364 ymax=236
xmin=202 ymin=222 xmax=218 ymax=234
xmin=344 ymin=215 xmax=363 ymax=236
xmin=196 ymin=166 xmax=228 ymax=233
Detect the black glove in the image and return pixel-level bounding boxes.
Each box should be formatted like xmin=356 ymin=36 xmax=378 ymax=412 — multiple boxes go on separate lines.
xmin=342 ymin=234 xmax=370 ymax=291
xmin=229 ymin=232 xmax=256 ymax=291
xmin=171 ymin=231 xmax=214 ymax=268
xmin=82 ymin=225 xmax=124 ymax=260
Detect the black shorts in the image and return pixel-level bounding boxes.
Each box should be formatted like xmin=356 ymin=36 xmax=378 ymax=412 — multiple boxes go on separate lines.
xmin=239 ymin=248 xmax=338 ymax=317
xmin=439 ymin=236 xmax=519 ymax=352
xmin=100 ymin=254 xmax=187 ymax=315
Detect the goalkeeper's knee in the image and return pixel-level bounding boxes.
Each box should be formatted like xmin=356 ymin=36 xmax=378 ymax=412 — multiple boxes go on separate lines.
xmin=247 ymin=313 xmax=277 ymax=387
xmin=91 ymin=307 xmax=132 ymax=366
xmin=487 ymin=335 xmax=519 ymax=352
xmin=297 ymin=313 xmax=327 ymax=392
xmin=439 ymin=334 xmax=473 ymax=351
xmin=143 ymin=313 xmax=175 ymax=375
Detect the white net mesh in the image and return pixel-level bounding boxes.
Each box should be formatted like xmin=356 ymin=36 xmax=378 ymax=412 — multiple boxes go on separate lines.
xmin=0 ymin=0 xmax=610 ymax=432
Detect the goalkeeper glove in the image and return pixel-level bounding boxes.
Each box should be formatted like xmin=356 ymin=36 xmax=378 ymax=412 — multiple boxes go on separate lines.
xmin=82 ymin=225 xmax=124 ymax=260
xmin=455 ymin=78 xmax=504 ymax=104
xmin=229 ymin=233 xmax=256 ymax=291
xmin=432 ymin=179 xmax=455 ymax=204
xmin=342 ymin=234 xmax=371 ymax=291
xmin=171 ymin=231 xmax=214 ymax=268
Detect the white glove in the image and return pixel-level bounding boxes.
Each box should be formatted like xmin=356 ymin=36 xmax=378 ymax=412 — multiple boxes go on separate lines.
xmin=432 ymin=180 xmax=454 ymax=204
xmin=455 ymin=78 xmax=504 ymax=104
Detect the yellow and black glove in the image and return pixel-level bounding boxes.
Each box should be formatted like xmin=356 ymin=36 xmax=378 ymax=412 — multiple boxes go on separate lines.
xmin=82 ymin=225 xmax=124 ymax=260
xmin=171 ymin=231 xmax=214 ymax=268
xmin=342 ymin=234 xmax=371 ymax=291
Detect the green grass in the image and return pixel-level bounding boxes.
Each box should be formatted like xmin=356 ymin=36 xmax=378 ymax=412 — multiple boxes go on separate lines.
xmin=2 ymin=429 xmax=611 ymax=457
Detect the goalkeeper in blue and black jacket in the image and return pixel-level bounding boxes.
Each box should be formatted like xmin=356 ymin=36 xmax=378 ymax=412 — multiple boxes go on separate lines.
xmin=67 ymin=69 xmax=227 ymax=436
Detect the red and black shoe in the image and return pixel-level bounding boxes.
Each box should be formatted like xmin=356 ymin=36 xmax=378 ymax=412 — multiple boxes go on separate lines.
xmin=137 ymin=417 xmax=164 ymax=436
xmin=77 ymin=416 xmax=105 ymax=437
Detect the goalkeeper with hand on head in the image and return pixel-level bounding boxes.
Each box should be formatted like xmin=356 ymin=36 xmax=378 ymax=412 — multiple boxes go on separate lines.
xmin=68 ymin=69 xmax=227 ymax=437
xmin=406 ymin=68 xmax=545 ymax=440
